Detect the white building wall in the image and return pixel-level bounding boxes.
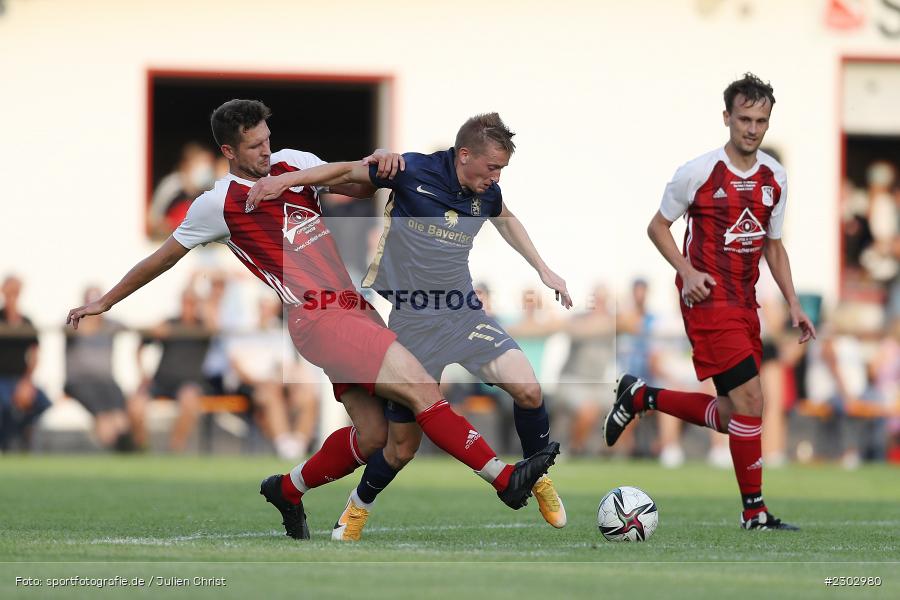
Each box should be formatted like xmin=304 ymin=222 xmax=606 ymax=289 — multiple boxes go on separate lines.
xmin=1 ymin=0 xmax=899 ymax=392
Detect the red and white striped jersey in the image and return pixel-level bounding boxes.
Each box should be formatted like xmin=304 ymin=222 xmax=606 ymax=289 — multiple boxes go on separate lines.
xmin=173 ymin=149 xmax=354 ymax=315
xmin=659 ymin=147 xmax=787 ymax=309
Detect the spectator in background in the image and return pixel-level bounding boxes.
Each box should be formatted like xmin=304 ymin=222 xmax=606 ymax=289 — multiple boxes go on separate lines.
xmin=198 ymin=270 xmax=233 ymax=396
xmin=859 ymin=161 xmax=898 ymax=286
xmin=64 ymin=286 xmax=135 ymax=451
xmin=505 ymin=288 xmax=563 ymax=384
xmin=132 ymin=288 xmax=213 ymax=452
xmin=806 ymin=303 xmax=869 ymax=468
xmin=616 ymin=279 xmax=658 ymax=385
xmin=0 ymin=276 xmax=51 ymax=451
xmin=229 ymin=296 xmax=319 ymax=460
xmin=148 ymin=142 xmax=216 ymax=238
xmin=557 ymin=284 xmax=615 ymax=455
xmin=618 ymin=280 xmax=730 ymax=467
xmin=876 ymin=318 xmax=900 ymax=463
xmin=757 ymin=260 xmax=790 ymax=467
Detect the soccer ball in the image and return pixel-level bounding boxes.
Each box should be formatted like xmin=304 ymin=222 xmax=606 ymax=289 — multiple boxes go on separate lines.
xmin=597 ymin=486 xmax=658 ymax=542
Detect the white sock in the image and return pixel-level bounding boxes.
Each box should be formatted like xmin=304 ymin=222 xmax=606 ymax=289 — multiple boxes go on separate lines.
xmin=476 ymin=457 xmax=506 ymax=484
xmin=350 ymin=488 xmax=374 ymax=511
xmin=289 ymin=462 xmax=310 ymax=494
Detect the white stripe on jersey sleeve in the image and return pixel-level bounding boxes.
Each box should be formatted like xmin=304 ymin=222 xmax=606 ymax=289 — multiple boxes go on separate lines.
xmin=172 ymin=179 xmax=230 ymax=249
xmin=759 ymin=152 xmax=788 ymax=240
xmin=659 ymin=149 xmax=720 ymax=222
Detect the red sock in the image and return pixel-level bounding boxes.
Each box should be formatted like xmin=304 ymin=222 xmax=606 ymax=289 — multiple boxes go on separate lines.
xmin=415 ymin=400 xmax=500 ymax=473
xmin=654 ymin=389 xmax=723 ymax=432
xmin=282 ymin=426 xmax=366 ymax=504
xmin=728 ymin=414 xmax=767 ymax=519
xmin=492 ymin=465 xmax=514 ymax=492
xmin=281 ymin=472 xmax=303 ymax=504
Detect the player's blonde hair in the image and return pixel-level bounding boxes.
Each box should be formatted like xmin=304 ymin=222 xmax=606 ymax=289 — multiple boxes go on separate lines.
xmin=454 ymin=113 xmax=516 ymax=156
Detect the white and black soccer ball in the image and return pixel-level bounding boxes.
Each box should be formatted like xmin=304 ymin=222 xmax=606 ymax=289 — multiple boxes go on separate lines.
xmin=597 ymin=486 xmax=658 ymax=542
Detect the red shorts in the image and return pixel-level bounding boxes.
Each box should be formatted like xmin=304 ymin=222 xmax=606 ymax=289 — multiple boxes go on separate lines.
xmin=287 ymin=303 xmax=396 ymax=401
xmin=681 ymin=306 xmax=761 ymax=381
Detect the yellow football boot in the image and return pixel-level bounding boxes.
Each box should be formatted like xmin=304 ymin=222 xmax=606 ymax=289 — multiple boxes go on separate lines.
xmin=331 ymin=495 xmax=370 ymax=541
xmin=533 ymin=475 xmax=567 ymax=528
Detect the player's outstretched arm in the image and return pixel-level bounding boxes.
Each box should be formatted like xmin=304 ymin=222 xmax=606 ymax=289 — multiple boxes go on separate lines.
xmin=245 ymin=151 xmax=404 ymax=211
xmin=66 ymin=236 xmax=190 ymax=330
xmin=763 ymin=238 xmax=816 ymax=343
xmin=491 ymin=204 xmax=572 ymax=308
xmin=647 ymin=210 xmax=716 ymax=306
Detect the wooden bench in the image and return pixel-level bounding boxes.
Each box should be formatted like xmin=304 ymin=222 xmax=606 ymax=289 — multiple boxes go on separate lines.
xmin=795 ymin=399 xmax=900 ymax=420
xmin=156 ymin=394 xmax=251 ymax=453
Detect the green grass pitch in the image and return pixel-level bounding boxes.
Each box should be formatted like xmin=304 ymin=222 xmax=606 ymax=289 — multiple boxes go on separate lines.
xmin=1 ymin=455 xmax=898 ymax=598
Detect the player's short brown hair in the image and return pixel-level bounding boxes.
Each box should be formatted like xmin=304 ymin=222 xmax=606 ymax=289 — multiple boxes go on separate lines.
xmin=454 ymin=113 xmax=516 ymax=156
xmin=724 ymin=73 xmax=775 ymax=112
xmin=210 ymin=99 xmax=272 ymax=148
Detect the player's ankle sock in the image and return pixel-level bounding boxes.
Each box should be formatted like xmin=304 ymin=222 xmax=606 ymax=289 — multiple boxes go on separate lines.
xmin=355 ymin=449 xmax=399 ymax=504
xmin=475 ymin=458 xmax=514 ymax=491
xmin=653 ymin=389 xmax=723 ymax=431
xmin=727 ymin=414 xmax=766 ymax=519
xmin=415 ymin=399 xmax=502 ymax=473
xmin=632 ymin=385 xmax=654 ymax=412
xmin=292 ymin=426 xmax=366 ymax=497
xmin=282 ymin=470 xmax=304 ymax=504
xmin=350 ymin=487 xmax=374 ymax=511
xmin=513 ymin=402 xmax=550 ymax=458
xmin=742 ymin=493 xmax=767 ymax=521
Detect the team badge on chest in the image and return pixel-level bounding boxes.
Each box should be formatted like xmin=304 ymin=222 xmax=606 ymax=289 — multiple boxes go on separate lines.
xmin=471 ymin=197 xmax=481 ymax=216
xmin=761 ymin=186 xmax=774 ymax=207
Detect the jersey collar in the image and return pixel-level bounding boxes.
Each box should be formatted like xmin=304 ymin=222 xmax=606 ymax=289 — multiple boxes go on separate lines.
xmin=226 ymin=172 xmax=258 ymax=188
xmin=444 ymin=147 xmax=471 ymax=196
xmin=719 ymin=146 xmax=761 ymax=179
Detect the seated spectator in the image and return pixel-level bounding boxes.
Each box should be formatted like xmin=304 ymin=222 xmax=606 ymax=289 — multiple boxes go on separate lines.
xmin=505 ymin=288 xmax=563 ymax=384
xmin=132 ymin=288 xmax=214 ymax=452
xmin=0 ymin=276 xmax=51 ymax=451
xmin=228 ymin=296 xmax=318 ymax=460
xmin=557 ymin=284 xmax=615 ymax=455
xmin=64 ymin=286 xmax=136 ymax=451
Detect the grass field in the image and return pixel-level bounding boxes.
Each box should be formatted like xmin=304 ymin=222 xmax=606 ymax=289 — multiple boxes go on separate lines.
xmin=1 ymin=455 xmax=898 ymax=598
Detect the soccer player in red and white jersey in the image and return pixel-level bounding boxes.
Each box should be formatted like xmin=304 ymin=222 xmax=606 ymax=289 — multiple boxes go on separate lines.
xmin=66 ymin=99 xmax=559 ymax=540
xmin=603 ymin=74 xmax=816 ymax=530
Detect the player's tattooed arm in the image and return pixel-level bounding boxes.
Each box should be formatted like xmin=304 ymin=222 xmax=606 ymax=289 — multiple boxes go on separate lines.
xmin=763 ymin=238 xmax=816 ymax=343
xmin=66 ymin=237 xmax=190 ymax=330
xmin=491 ymin=204 xmax=573 ymax=308
xmin=647 ymin=210 xmax=716 ymax=307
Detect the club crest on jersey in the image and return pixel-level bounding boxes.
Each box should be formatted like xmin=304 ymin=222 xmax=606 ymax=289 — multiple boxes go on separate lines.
xmin=724 ymin=207 xmax=766 ymax=246
xmin=761 ymin=186 xmax=774 ymax=207
xmin=471 ymin=197 xmax=481 ymax=216
xmin=282 ymin=203 xmax=320 ymax=244
xmin=444 ymin=210 xmax=459 ymax=228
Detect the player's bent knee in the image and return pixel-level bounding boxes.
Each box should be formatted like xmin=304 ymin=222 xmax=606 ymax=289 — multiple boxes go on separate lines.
xmin=514 ymin=383 xmax=543 ymax=409
xmin=391 ymin=444 xmax=418 ymax=468
xmin=356 ymin=426 xmax=388 ymax=457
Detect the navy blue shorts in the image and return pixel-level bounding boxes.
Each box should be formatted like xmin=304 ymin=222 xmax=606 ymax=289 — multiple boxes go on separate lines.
xmin=385 ymin=309 xmax=520 ymax=423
